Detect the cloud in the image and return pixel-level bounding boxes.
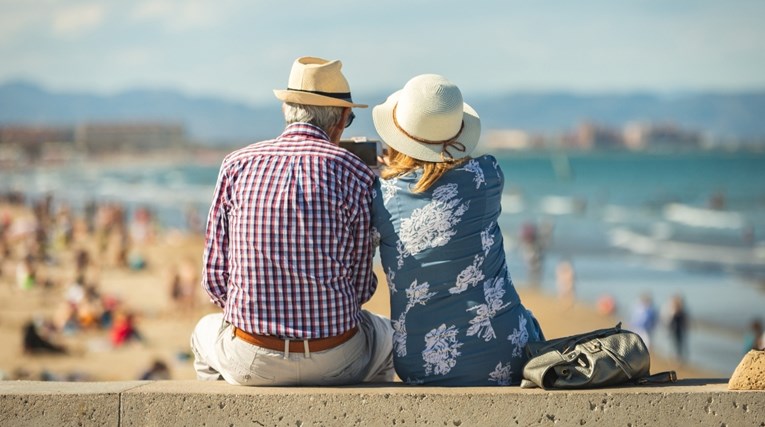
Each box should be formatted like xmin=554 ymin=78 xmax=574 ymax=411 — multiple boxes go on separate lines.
xmin=112 ymin=47 xmax=154 ymax=67
xmin=0 ymin=0 xmax=53 ymax=45
xmin=52 ymin=3 xmax=106 ymax=37
xmin=131 ymin=0 xmax=229 ymax=32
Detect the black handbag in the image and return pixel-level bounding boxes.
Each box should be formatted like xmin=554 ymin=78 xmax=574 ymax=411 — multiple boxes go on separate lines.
xmin=520 ymin=322 xmax=677 ymax=389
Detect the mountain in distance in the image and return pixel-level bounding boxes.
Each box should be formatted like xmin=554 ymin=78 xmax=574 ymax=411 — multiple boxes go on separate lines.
xmin=1 ymin=80 xmax=764 ymax=145
xmin=0 ymin=81 xmax=284 ymax=144
xmin=476 ymin=91 xmax=765 ymax=140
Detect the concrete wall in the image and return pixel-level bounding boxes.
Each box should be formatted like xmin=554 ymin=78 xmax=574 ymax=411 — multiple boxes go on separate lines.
xmin=1 ymin=379 xmax=763 ymax=426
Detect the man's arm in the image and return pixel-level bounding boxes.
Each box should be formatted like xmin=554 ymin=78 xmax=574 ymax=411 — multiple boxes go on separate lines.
xmin=351 ymin=186 xmax=378 ymax=305
xmin=201 ymin=163 xmax=232 ymax=308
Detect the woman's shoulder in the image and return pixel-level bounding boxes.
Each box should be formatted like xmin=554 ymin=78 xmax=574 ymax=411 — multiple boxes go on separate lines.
xmin=472 ymin=154 xmax=500 ymax=169
xmin=444 ymin=155 xmax=502 ymax=186
xmin=456 ymin=155 xmax=501 ymax=173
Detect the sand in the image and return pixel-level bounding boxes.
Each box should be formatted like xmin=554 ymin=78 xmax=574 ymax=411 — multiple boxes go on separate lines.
xmin=0 ymin=204 xmax=717 ymax=382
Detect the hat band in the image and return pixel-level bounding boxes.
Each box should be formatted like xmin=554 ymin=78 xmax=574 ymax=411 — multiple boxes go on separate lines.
xmin=392 ymin=104 xmax=466 ymax=161
xmin=286 ymin=87 xmax=353 ymax=102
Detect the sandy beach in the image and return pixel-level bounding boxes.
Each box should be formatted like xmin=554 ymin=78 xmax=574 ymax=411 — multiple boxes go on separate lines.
xmin=0 ymin=202 xmax=718 ymax=383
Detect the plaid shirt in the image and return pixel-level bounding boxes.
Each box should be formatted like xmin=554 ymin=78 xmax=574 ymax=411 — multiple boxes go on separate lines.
xmin=202 ymin=123 xmax=378 ymax=339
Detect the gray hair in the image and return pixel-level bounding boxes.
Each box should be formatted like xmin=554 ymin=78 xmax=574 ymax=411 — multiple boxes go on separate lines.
xmin=283 ymin=102 xmax=345 ymax=133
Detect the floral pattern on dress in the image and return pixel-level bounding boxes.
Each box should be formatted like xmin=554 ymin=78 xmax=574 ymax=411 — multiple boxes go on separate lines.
xmin=488 ymin=361 xmax=514 ymax=385
xmin=405 ymin=279 xmax=437 ymax=310
xmin=481 ymin=224 xmax=495 ymax=256
xmin=381 ymin=178 xmax=398 ymax=205
xmin=396 ymin=183 xmax=469 ymax=268
xmin=448 ymin=254 xmax=485 ymax=294
xmin=386 ymin=267 xmax=397 ymax=294
xmin=466 ymin=276 xmax=512 ymax=342
xmin=507 ymin=314 xmax=530 ymax=358
xmin=392 ymin=311 xmax=408 ymax=357
xmin=422 ymin=324 xmax=463 ymax=376
xmin=458 ymin=159 xmax=486 ymax=189
xmin=392 ymin=279 xmax=438 ymax=358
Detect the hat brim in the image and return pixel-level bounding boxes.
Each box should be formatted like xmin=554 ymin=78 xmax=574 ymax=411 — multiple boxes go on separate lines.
xmin=372 ymin=90 xmax=481 ymax=162
xmin=273 ymin=89 xmax=368 ymax=108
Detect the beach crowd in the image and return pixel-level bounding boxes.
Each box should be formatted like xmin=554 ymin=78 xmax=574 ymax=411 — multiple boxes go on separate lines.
xmin=0 ymin=190 xmax=202 ymax=381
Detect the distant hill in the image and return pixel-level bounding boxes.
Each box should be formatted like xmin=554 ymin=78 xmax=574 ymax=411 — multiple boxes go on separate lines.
xmin=1 ymin=81 xmax=764 ymax=144
xmin=475 ymin=91 xmax=765 ymax=140
xmin=0 ymin=81 xmax=283 ymax=144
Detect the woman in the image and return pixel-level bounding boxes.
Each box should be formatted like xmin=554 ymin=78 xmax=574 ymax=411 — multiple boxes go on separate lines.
xmin=371 ymin=74 xmax=543 ymax=385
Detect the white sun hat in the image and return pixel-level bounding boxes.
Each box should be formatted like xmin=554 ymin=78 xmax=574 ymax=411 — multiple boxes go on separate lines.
xmin=372 ymin=74 xmax=480 ymax=162
xmin=273 ymin=56 xmax=367 ymax=108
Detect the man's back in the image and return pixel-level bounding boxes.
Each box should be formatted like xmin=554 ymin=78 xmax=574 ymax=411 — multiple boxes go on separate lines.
xmin=203 ymin=123 xmax=377 ymax=339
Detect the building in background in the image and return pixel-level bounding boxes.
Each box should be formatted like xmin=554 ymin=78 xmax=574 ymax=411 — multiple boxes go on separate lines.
xmin=0 ymin=125 xmax=75 ymax=163
xmin=483 ymin=120 xmax=704 ymax=152
xmin=75 ymin=122 xmax=187 ymax=155
xmin=0 ymin=122 xmax=188 ymax=165
xmin=483 ymin=129 xmax=545 ymax=150
xmin=623 ymin=122 xmax=702 ymax=151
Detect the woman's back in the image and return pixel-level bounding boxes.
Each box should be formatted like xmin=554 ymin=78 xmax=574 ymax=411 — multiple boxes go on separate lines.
xmin=372 ymin=155 xmax=543 ymax=385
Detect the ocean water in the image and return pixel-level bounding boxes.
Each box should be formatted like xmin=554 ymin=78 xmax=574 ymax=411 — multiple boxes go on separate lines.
xmin=493 ymin=151 xmax=765 ymax=375
xmin=2 ymin=150 xmax=764 ymax=375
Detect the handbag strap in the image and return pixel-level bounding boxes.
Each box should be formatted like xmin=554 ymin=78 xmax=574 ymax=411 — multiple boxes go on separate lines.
xmin=631 ymin=370 xmax=677 ymax=385
xmin=534 ymin=322 xmax=623 ymax=355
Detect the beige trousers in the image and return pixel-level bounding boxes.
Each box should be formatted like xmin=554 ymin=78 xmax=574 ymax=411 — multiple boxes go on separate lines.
xmin=190 ymin=311 xmax=394 ymax=386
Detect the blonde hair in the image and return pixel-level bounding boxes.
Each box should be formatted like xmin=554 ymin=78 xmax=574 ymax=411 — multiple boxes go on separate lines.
xmin=381 ymin=147 xmax=468 ymax=193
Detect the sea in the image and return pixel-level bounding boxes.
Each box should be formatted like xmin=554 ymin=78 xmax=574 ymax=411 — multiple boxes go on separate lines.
xmin=2 ymin=149 xmax=764 ymax=376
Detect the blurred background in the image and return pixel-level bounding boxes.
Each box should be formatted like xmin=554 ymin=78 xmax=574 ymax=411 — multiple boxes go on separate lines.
xmin=1 ymin=0 xmax=763 ymax=382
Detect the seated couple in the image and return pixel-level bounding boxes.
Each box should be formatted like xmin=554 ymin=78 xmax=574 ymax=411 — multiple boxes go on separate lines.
xmin=191 ymin=57 xmax=544 ymax=386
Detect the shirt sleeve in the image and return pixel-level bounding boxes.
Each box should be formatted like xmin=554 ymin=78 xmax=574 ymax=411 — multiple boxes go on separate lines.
xmin=201 ymin=161 xmax=232 ymax=308
xmin=351 ymin=183 xmax=378 ymax=305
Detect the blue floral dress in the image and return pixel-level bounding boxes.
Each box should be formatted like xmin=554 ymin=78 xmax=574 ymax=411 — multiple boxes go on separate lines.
xmin=371 ymin=155 xmax=544 ymax=385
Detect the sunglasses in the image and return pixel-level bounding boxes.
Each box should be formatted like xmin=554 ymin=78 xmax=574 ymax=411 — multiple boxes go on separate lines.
xmin=345 ymin=111 xmax=355 ymax=128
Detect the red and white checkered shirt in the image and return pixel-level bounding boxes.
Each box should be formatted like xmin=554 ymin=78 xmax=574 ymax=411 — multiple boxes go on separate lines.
xmin=202 ymin=123 xmax=378 ymax=339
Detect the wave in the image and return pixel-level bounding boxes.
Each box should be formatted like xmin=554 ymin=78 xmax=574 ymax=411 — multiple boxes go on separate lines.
xmin=609 ymin=226 xmax=765 ymax=268
xmin=538 ymin=195 xmax=587 ymax=215
xmin=500 ymin=194 xmax=525 ymax=214
xmin=663 ymin=203 xmax=746 ymax=229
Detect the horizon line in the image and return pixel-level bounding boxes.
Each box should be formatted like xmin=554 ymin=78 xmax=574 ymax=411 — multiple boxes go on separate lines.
xmin=3 ymin=78 xmax=765 ymax=107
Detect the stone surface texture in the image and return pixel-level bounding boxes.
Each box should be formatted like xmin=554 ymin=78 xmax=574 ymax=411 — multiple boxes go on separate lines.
xmin=0 ymin=379 xmax=763 ymax=426
xmin=0 ymin=381 xmax=146 ymax=427
xmin=729 ymin=350 xmax=765 ymax=391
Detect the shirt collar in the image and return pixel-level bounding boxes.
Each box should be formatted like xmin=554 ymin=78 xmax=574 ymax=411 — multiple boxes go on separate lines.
xmin=279 ymin=122 xmax=332 ymax=143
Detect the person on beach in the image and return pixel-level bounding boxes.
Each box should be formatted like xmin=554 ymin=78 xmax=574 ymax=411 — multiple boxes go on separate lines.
xmin=370 ymin=74 xmax=544 ymax=385
xmin=743 ymin=319 xmax=764 ymax=353
xmin=191 ymin=56 xmax=393 ymax=386
xmin=663 ymin=294 xmax=688 ymax=361
xmin=111 ymin=311 xmax=142 ymax=347
xmin=22 ymin=319 xmax=67 ymax=355
xmin=631 ymin=293 xmax=658 ymax=349
xmin=555 ymin=259 xmax=576 ymax=309
xmin=168 ymin=257 xmax=199 ymax=313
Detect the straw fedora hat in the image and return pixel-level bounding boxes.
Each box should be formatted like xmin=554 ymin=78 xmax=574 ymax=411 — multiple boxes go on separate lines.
xmin=273 ymin=56 xmax=367 ymax=108
xmin=373 ymin=74 xmax=480 ymax=162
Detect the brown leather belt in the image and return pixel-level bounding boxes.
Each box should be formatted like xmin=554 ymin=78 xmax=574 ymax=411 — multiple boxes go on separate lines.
xmin=233 ymin=326 xmax=358 ymax=353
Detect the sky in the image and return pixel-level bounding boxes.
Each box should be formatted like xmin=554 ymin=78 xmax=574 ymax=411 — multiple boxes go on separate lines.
xmin=1 ymin=0 xmax=764 ymax=105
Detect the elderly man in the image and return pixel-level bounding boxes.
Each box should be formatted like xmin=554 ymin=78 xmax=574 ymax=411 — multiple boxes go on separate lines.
xmin=191 ymin=57 xmax=393 ymax=385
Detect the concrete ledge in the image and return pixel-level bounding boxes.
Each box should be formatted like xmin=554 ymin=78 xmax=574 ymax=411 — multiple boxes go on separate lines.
xmin=0 ymin=381 xmax=147 ymax=426
xmin=1 ymin=379 xmax=763 ymax=426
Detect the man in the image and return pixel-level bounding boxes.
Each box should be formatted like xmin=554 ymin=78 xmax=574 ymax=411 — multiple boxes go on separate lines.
xmin=191 ymin=56 xmax=393 ymax=385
